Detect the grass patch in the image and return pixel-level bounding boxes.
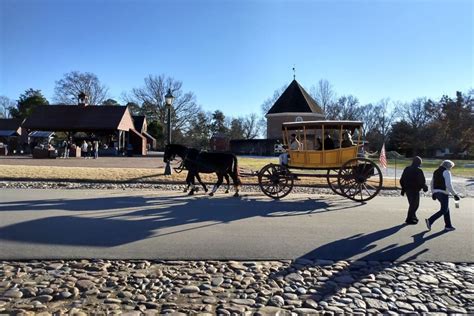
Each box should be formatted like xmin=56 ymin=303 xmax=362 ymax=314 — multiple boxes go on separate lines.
xmin=387 ymin=158 xmax=474 ymax=178
xmin=0 ymin=161 xmax=397 ymax=189
xmin=237 ymin=156 xmax=279 ymax=171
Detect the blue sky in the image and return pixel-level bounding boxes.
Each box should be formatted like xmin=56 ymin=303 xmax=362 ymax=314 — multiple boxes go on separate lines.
xmin=1 ymin=0 xmax=472 ymax=117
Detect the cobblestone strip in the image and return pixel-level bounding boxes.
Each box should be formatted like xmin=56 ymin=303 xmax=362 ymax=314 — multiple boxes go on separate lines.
xmin=1 ymin=180 xmax=471 ymax=197
xmin=1 ymin=260 xmax=473 ymax=314
xmin=0 ymin=181 xmax=407 ymax=197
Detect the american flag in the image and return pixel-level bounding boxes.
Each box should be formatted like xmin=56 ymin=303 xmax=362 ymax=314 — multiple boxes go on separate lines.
xmin=379 ymin=143 xmax=387 ymax=169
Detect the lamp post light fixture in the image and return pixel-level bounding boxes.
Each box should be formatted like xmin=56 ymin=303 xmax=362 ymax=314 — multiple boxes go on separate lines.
xmin=164 ymin=88 xmax=174 ymax=175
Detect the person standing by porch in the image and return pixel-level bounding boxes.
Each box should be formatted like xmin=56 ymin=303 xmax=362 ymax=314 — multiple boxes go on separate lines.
xmin=62 ymin=140 xmax=68 ymax=158
xmin=399 ymin=156 xmax=428 ymax=224
xmin=93 ymin=140 xmax=99 ymax=159
xmin=87 ymin=141 xmax=93 ymax=159
xmin=64 ymin=139 xmax=70 ymax=159
xmin=81 ymin=140 xmax=88 ymax=159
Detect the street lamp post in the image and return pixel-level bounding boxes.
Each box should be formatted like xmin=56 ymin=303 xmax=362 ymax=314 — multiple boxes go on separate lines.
xmin=164 ymin=88 xmax=174 ymax=175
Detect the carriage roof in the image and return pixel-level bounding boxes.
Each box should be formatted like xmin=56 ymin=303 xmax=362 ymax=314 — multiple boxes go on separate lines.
xmin=282 ymin=120 xmax=363 ymax=130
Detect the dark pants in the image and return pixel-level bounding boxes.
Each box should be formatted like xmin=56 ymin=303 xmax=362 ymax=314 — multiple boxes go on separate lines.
xmin=428 ymin=192 xmax=452 ymax=228
xmin=405 ymin=190 xmax=420 ymax=222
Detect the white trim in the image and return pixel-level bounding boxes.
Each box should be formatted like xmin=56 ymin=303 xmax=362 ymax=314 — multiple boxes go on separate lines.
xmin=266 ymin=112 xmax=325 ymax=118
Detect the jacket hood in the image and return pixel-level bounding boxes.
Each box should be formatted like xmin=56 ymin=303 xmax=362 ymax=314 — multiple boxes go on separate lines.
xmin=441 ymin=160 xmax=455 ymax=170
xmin=411 ymin=156 xmax=422 ymax=168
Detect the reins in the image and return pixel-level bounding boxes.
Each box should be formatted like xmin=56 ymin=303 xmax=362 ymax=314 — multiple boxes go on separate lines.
xmin=173 ymin=159 xmax=185 ymax=173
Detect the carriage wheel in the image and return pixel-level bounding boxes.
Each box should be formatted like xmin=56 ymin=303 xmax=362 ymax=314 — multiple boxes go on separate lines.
xmin=337 ymin=158 xmax=383 ymax=202
xmin=258 ymin=164 xmax=294 ymax=199
xmin=327 ymin=169 xmax=343 ymax=196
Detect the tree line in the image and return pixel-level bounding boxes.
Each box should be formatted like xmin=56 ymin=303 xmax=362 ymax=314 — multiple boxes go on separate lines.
xmin=262 ymin=79 xmax=473 ymax=158
xmin=0 ymin=71 xmax=264 ymax=148
xmin=1 ymin=72 xmax=472 ymax=157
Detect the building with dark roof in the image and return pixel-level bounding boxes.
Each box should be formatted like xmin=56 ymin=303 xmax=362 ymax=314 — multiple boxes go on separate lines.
xmin=132 ymin=115 xmax=157 ymax=150
xmin=266 ymin=79 xmax=325 ymax=139
xmin=22 ymin=95 xmax=147 ymax=155
xmin=0 ymin=118 xmax=28 ymax=154
xmin=0 ymin=118 xmax=23 ymax=137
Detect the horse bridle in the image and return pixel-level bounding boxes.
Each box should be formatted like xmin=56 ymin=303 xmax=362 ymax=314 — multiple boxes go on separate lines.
xmin=167 ymin=148 xmax=188 ymax=174
xmin=167 ymin=147 xmax=210 ymax=173
xmin=173 ymin=159 xmax=185 ymax=173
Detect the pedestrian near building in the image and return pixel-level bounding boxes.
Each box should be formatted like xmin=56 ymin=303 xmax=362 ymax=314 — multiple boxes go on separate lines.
xmin=93 ymin=140 xmax=99 ymax=159
xmin=81 ymin=140 xmax=88 ymax=159
xmin=61 ymin=139 xmax=68 ymax=158
xmin=87 ymin=141 xmax=93 ymax=159
xmin=399 ymin=156 xmax=428 ymax=224
xmin=64 ymin=139 xmax=70 ymax=159
xmin=425 ymin=160 xmax=460 ymax=232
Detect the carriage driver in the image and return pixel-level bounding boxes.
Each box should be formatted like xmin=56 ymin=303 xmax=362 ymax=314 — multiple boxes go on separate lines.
xmin=279 ymin=133 xmax=302 ymax=166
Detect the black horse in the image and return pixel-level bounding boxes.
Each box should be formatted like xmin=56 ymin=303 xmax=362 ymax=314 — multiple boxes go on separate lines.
xmin=164 ymin=144 xmax=241 ymax=197
xmin=163 ymin=145 xmax=230 ymax=194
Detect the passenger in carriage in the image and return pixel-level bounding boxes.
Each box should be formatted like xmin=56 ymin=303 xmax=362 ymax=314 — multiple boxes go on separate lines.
xmin=315 ymin=137 xmax=323 ymax=150
xmin=279 ymin=133 xmax=301 ymax=166
xmin=341 ymin=130 xmax=355 ymax=148
xmin=324 ymin=133 xmax=335 ymax=150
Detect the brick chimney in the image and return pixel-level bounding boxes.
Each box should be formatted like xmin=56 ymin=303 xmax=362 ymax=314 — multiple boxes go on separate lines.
xmin=78 ymin=92 xmax=89 ymax=106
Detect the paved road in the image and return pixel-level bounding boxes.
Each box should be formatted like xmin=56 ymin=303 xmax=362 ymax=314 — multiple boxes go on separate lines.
xmin=0 ymin=189 xmax=472 ymax=262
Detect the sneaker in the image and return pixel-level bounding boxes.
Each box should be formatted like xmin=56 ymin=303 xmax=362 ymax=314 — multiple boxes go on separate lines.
xmin=445 ymin=226 xmax=456 ymax=231
xmin=425 ymin=219 xmax=431 ymax=231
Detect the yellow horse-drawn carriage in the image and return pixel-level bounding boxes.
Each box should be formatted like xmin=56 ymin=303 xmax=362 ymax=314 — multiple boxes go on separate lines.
xmin=258 ymin=120 xmax=383 ymax=201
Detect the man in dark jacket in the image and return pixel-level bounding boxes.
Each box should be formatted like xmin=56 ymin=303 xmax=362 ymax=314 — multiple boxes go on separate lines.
xmin=400 ymin=156 xmax=428 ymax=224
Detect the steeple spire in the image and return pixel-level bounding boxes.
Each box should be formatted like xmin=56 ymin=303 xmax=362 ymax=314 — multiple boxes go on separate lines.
xmin=292 ymin=65 xmax=296 ymax=80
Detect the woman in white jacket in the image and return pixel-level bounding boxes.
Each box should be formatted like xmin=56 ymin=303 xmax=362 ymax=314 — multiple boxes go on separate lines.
xmin=425 ymin=160 xmax=460 ymax=232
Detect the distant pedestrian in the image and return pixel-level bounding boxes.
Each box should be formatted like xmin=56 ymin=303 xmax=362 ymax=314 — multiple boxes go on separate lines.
xmin=64 ymin=139 xmax=70 ymax=159
xmin=62 ymin=140 xmax=68 ymax=158
xmin=87 ymin=141 xmax=93 ymax=159
xmin=81 ymin=140 xmax=88 ymax=158
xmin=399 ymin=156 xmax=428 ymax=224
xmin=127 ymin=143 xmax=134 ymax=157
xmin=93 ymin=140 xmax=99 ymax=159
xmin=425 ymin=160 xmax=460 ymax=232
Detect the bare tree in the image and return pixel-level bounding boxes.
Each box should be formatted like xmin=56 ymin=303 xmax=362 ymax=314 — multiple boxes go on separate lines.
xmin=359 ymin=103 xmax=378 ymax=137
xmin=242 ymin=113 xmax=262 ymax=139
xmin=260 ymin=85 xmax=287 ymax=115
xmin=54 ymin=71 xmax=109 ymax=105
xmin=0 ymin=96 xmax=15 ymax=118
xmin=399 ymin=98 xmax=432 ymax=129
xmin=326 ymin=95 xmax=361 ymax=120
xmin=375 ymin=98 xmax=398 ymax=141
xmin=125 ymin=74 xmax=201 ymax=133
xmin=309 ymin=79 xmax=336 ymax=115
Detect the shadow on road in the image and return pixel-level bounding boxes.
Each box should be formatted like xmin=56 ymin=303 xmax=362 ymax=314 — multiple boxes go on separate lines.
xmin=270 ymin=224 xmax=447 ymax=301
xmin=0 ymin=193 xmax=362 ymax=247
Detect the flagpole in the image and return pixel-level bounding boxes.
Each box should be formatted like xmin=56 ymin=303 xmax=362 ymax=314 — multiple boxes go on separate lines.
xmin=394 ymin=156 xmax=397 ymax=189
